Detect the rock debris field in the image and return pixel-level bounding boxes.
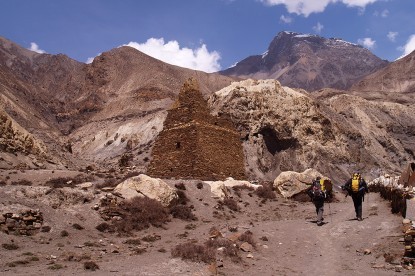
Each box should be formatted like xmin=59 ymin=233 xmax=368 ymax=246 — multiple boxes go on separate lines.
xmin=0 ymin=169 xmax=412 ymax=275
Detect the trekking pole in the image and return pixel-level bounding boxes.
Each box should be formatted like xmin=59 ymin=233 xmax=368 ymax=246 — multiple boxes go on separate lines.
xmin=328 ymin=201 xmax=332 ymax=223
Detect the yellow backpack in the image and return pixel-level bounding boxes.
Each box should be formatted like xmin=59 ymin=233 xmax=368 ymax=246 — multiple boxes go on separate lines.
xmin=351 ymin=174 xmax=360 ymax=193
xmin=320 ymin=178 xmax=333 ymax=193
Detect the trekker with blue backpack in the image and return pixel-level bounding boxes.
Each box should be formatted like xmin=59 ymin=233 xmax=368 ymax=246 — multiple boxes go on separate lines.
xmin=307 ymin=176 xmax=333 ymax=226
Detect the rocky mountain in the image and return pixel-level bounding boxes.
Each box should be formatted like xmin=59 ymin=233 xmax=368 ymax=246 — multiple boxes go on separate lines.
xmin=0 ymin=36 xmax=236 ymax=170
xmin=351 ymin=49 xmax=415 ymax=93
xmin=1 ymin=35 xmax=414 ymax=183
xmin=208 ymin=79 xmax=415 ymax=183
xmin=221 ymin=31 xmax=388 ymax=91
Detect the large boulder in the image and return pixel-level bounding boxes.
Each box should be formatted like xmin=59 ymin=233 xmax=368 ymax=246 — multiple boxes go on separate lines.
xmin=204 ymin=177 xmax=261 ymax=199
xmin=114 ymin=174 xmax=178 ymax=207
xmin=273 ymin=169 xmax=322 ymax=198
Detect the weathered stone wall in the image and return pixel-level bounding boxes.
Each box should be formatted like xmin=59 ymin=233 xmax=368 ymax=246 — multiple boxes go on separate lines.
xmin=147 ymin=78 xmax=246 ymax=180
xmin=195 ymin=124 xmax=245 ymax=180
xmin=0 ymin=209 xmax=44 ymax=235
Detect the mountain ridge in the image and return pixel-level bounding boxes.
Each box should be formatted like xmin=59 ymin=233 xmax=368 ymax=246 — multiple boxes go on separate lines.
xmin=221 ymin=31 xmax=389 ymax=91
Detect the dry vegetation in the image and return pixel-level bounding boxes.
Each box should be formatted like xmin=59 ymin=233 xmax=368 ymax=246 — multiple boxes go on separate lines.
xmin=171 ymin=242 xmax=216 ymax=263
xmin=113 ymin=197 xmax=170 ymax=233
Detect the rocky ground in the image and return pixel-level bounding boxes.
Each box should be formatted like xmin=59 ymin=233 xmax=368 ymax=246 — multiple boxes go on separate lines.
xmin=0 ymin=169 xmax=412 ymax=275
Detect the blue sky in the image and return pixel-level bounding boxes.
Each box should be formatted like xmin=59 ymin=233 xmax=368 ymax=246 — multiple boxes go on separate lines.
xmin=1 ymin=0 xmax=414 ymax=72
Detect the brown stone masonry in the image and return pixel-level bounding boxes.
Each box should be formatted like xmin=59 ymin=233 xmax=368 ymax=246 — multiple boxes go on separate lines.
xmin=147 ymin=78 xmax=246 ymax=180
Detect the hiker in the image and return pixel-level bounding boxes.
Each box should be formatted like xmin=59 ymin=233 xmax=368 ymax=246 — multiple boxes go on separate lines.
xmin=307 ymin=176 xmax=333 ymax=226
xmin=341 ymin=172 xmax=368 ymax=221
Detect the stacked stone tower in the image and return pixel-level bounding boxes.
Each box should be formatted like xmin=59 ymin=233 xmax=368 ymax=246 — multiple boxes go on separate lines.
xmin=147 ymin=78 xmax=246 ymax=180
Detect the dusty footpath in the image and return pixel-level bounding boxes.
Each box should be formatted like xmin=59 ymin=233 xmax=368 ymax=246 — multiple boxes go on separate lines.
xmin=0 ymin=171 xmax=412 ymax=275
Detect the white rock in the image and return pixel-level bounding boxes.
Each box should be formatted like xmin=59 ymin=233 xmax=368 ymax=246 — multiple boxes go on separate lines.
xmin=114 ymin=174 xmax=178 ymax=207
xmin=273 ymin=168 xmax=322 ymax=198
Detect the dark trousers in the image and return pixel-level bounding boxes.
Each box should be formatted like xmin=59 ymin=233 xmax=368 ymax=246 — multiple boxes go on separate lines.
xmin=313 ymin=199 xmax=324 ymax=223
xmin=351 ymin=193 xmax=363 ymax=219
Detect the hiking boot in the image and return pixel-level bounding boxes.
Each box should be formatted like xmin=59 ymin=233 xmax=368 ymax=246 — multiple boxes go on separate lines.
xmin=357 ymin=217 xmax=363 ymax=221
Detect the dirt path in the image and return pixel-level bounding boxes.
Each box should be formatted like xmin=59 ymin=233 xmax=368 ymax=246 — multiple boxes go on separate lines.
xmin=233 ymin=193 xmax=406 ymax=276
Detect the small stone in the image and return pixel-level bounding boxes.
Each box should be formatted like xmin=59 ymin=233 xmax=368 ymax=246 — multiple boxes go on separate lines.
xmin=263 ymin=245 xmax=269 ymax=249
xmin=364 ymin=249 xmax=371 ymax=255
xmin=395 ymin=265 xmax=403 ymax=272
xmin=33 ymin=222 xmax=42 ymax=228
xmin=23 ymin=216 xmax=35 ymax=221
xmin=246 ymin=253 xmax=254 ymax=259
xmin=240 ymin=242 xmax=253 ymax=252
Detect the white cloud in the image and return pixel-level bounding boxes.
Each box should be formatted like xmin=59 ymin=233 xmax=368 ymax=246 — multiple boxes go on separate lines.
xmin=124 ymin=38 xmax=221 ymax=73
xmin=313 ymin=22 xmax=324 ymax=34
xmin=260 ymin=0 xmax=379 ymax=17
xmin=381 ymin=9 xmax=389 ymax=17
xmin=387 ymin=31 xmax=398 ymax=42
xmin=373 ymin=9 xmax=389 ymax=17
xmin=398 ymin=34 xmax=415 ymax=59
xmin=280 ymin=15 xmax=293 ymax=23
xmin=357 ymin=37 xmax=376 ymax=49
xmin=29 ymin=42 xmax=46 ymax=54
xmin=341 ymin=0 xmax=378 ymax=7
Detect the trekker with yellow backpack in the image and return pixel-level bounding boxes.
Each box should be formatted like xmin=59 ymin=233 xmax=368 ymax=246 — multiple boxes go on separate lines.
xmin=307 ymin=176 xmax=333 ymax=226
xmin=342 ymin=172 xmax=369 ymax=221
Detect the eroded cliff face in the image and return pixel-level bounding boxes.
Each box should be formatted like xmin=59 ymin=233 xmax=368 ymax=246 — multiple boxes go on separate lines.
xmin=208 ymin=79 xmax=414 ymax=183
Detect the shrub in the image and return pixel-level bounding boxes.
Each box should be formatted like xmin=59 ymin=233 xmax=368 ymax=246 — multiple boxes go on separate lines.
xmin=114 ymin=197 xmax=170 ymax=233
xmin=205 ymin=237 xmax=240 ymax=261
xmin=222 ymin=198 xmax=239 ymax=212
xmin=256 ymin=182 xmax=276 ymax=200
xmin=7 ymin=260 xmax=30 ymax=267
xmin=131 ymin=247 xmax=146 ymax=255
xmin=0 ymin=180 xmax=6 ymax=186
xmin=2 ymin=243 xmax=19 ymax=250
xmin=84 ymin=241 xmax=100 ymax=247
xmin=185 ymin=223 xmax=197 ymax=230
xmin=232 ymin=184 xmax=255 ymax=197
xmin=41 ymin=226 xmax=51 ymax=232
xmin=170 ymin=205 xmax=197 ymax=221
xmin=142 ymin=234 xmax=161 ymax=242
xmin=60 ymin=230 xmax=69 ymax=237
xmin=119 ymin=171 xmax=141 ymax=182
xmin=96 ymin=178 xmax=118 ymax=189
xmin=11 ymin=179 xmax=32 ymax=186
xmin=175 ymin=190 xmax=189 ymax=205
xmin=72 ymin=223 xmax=84 ymax=230
xmin=95 ymin=222 xmax=112 ymax=232
xmin=238 ymin=230 xmax=256 ymax=249
xmin=171 ymin=242 xmax=215 ymax=263
xmin=118 ymin=153 xmax=132 ymax=167
xmin=48 ymin=263 xmax=64 ymax=270
xmin=84 ymin=261 xmax=99 ymax=271
xmin=123 ymin=239 xmax=141 ymax=245
xmin=45 ymin=174 xmax=95 ymax=188
xmin=175 ymin=183 xmax=186 ymax=190
xmin=196 ymin=182 xmax=203 ymax=189
xmin=260 ymin=236 xmax=269 ymax=241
